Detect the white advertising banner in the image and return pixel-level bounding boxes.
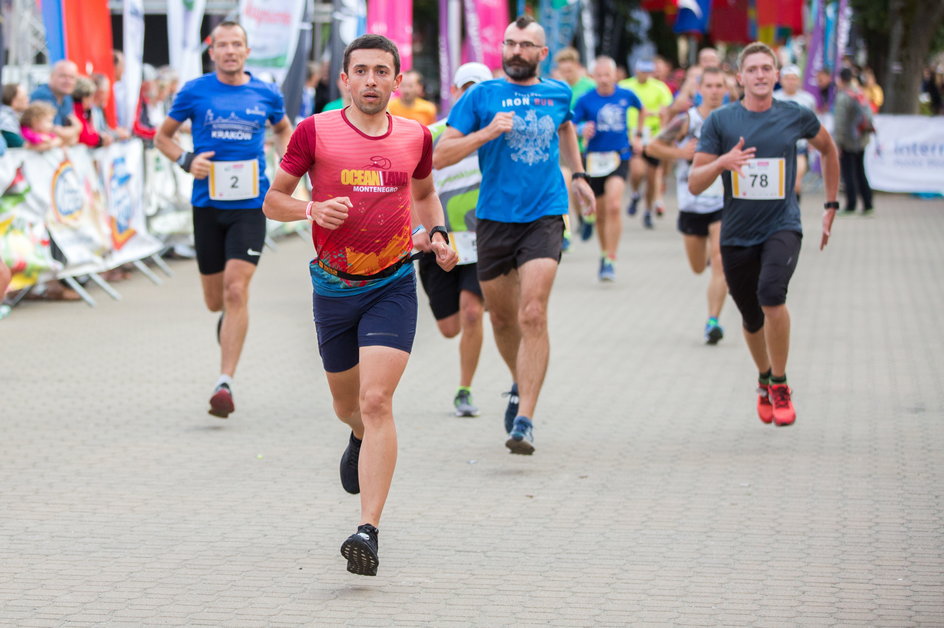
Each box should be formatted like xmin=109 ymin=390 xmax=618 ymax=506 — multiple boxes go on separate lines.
xmin=240 ymin=0 xmax=307 ymax=85
xmin=120 ymin=0 xmax=145 ymax=130
xmin=865 ymin=115 xmax=944 ymax=195
xmin=97 ymin=142 xmax=164 ymax=266
xmin=19 ymin=148 xmax=109 ymax=277
xmin=167 ymin=0 xmax=208 ymax=86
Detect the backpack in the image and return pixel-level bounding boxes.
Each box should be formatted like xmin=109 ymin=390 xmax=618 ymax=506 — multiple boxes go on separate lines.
xmin=847 ymin=89 xmax=875 ymax=140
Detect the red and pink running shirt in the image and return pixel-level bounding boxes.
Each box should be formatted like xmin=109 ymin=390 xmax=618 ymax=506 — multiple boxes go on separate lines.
xmin=280 ymin=108 xmax=433 ymax=279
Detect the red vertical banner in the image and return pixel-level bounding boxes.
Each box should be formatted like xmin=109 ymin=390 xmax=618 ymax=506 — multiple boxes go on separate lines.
xmin=755 ymin=0 xmax=778 ymax=28
xmin=63 ymin=0 xmax=117 ymax=126
xmin=776 ymin=0 xmax=803 ymax=33
xmin=710 ymin=0 xmax=750 ymax=44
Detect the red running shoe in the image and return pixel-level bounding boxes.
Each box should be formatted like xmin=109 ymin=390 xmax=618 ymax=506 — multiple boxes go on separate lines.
xmin=768 ymin=383 xmax=796 ymax=426
xmin=756 ymin=383 xmax=774 ymax=424
xmin=209 ymin=383 xmax=234 ymax=418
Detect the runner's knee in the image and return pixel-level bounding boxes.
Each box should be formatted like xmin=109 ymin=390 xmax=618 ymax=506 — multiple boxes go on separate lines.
xmin=518 ymin=300 xmax=547 ymax=333
xmin=757 ymin=278 xmax=788 ymax=307
xmin=360 ymin=389 xmax=393 ymax=422
xmin=222 ymin=280 xmax=249 ymax=309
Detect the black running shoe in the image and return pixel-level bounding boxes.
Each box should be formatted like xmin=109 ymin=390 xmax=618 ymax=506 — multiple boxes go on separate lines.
xmin=340 ymin=524 xmax=379 ymax=576
xmin=339 ymin=432 xmax=361 ymax=494
xmin=502 ymin=383 xmax=519 ymax=434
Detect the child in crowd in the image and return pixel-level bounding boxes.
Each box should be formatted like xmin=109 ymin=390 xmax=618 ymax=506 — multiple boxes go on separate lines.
xmin=20 ymin=102 xmax=62 ymax=151
xmin=1 ymin=83 xmax=28 ymax=148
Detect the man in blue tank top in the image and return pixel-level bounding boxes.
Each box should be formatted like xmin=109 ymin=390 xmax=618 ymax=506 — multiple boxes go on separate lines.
xmin=156 ymin=21 xmax=293 ymax=420
xmin=434 ymin=15 xmax=594 ymax=455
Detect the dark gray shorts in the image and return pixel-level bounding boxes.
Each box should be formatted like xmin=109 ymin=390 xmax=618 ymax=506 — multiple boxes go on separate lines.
xmin=475 ymin=216 xmax=564 ymax=281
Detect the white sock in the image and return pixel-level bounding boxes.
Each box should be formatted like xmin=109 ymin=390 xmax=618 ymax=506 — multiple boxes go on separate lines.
xmin=215 ymin=374 xmax=233 ymax=389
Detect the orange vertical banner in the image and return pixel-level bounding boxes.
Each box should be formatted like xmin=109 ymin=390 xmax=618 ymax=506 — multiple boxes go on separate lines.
xmin=63 ymin=0 xmax=117 ymax=127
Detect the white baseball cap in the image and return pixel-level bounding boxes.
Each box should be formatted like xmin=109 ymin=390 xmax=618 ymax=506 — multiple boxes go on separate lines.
xmin=781 ymin=64 xmax=802 ymax=77
xmin=453 ymin=62 xmax=492 ymax=88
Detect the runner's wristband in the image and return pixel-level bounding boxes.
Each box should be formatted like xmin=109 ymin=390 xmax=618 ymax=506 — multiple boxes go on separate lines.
xmin=176 ymin=151 xmax=195 ymax=173
xmin=824 ymin=201 xmax=840 ymax=210
xmin=429 ymin=225 xmax=449 ymax=245
xmin=305 ymin=201 xmax=315 ymax=222
xmin=571 ymin=172 xmax=591 ymax=182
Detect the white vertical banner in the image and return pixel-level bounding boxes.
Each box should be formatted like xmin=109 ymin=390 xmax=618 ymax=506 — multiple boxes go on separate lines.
xmin=120 ymin=0 xmax=145 ymax=130
xmin=239 ymin=0 xmax=306 ymax=86
xmin=167 ymin=0 xmax=208 ymax=86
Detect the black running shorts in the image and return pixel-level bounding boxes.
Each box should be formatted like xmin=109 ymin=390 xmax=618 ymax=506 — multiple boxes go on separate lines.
xmin=677 ymin=209 xmax=723 ymax=237
xmin=721 ymin=230 xmax=802 ymax=333
xmin=587 ymin=159 xmax=630 ymax=198
xmin=476 ymin=216 xmax=564 ymax=281
xmin=418 ymin=255 xmax=482 ymax=320
xmin=192 ymin=206 xmax=267 ymax=275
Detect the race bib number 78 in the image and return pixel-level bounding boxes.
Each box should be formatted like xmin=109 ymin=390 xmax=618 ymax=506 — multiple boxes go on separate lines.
xmin=731 ymin=158 xmax=785 ymax=200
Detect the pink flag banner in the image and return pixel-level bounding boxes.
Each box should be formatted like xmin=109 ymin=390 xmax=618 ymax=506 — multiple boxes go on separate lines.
xmin=470 ymin=0 xmax=508 ymax=72
xmin=367 ymin=0 xmax=413 ymax=72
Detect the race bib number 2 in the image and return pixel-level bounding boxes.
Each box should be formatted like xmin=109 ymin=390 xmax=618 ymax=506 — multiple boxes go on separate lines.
xmin=209 ymin=159 xmax=259 ymax=201
xmin=732 ymin=158 xmax=785 ymax=200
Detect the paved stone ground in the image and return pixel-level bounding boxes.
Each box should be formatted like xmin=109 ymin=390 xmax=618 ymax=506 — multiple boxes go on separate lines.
xmin=2 ymin=190 xmax=943 ymax=626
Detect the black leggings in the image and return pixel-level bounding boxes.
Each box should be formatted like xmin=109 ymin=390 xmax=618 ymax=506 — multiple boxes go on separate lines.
xmin=840 ymin=149 xmax=874 ymax=212
xmin=721 ymin=231 xmax=802 ymax=333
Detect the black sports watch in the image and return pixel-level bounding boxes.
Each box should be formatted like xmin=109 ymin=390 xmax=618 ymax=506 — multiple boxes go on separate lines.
xmin=429 ymin=225 xmax=450 ymax=245
xmin=571 ymin=172 xmax=591 ymax=182
xmin=824 ymin=201 xmax=840 ymax=210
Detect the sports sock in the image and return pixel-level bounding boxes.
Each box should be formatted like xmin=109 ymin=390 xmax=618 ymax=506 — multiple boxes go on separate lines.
xmin=215 ymin=374 xmax=233 ymax=389
xmin=456 ymin=386 xmax=471 ymax=394
xmin=707 ymin=316 xmax=719 ymax=326
xmin=770 ymin=374 xmax=787 ymax=385
xmin=759 ymin=369 xmax=772 ymax=385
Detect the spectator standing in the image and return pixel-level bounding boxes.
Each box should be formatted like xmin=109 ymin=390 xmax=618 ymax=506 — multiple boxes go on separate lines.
xmin=72 ymin=77 xmax=112 ymax=148
xmin=861 ymin=67 xmax=883 ymax=113
xmin=833 ymin=67 xmax=875 ymax=215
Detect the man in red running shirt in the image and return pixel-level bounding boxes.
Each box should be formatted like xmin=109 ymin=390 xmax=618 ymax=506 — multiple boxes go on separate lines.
xmin=264 ymin=34 xmax=457 ymax=577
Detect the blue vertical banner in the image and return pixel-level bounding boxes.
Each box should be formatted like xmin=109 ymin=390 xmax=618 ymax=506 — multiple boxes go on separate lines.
xmin=42 ymin=0 xmax=66 ymax=63
xmin=540 ymin=0 xmax=580 ymax=77
xmin=673 ymin=0 xmax=712 ymax=34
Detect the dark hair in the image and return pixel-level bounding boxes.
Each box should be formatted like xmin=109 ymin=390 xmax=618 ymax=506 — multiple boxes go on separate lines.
xmin=211 ymin=20 xmax=248 ymax=46
xmin=343 ymin=34 xmax=401 ymax=77
xmin=2 ymin=83 xmax=21 ymax=106
xmin=839 ymin=67 xmax=854 ymax=83
xmin=514 ymin=15 xmax=537 ymax=30
xmin=90 ymin=73 xmax=108 ymax=89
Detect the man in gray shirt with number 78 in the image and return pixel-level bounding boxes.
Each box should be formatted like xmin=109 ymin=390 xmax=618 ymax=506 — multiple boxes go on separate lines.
xmin=689 ymin=42 xmax=840 ymax=428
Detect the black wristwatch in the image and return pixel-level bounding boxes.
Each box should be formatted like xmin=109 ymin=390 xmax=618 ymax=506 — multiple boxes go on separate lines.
xmin=571 ymin=172 xmax=591 ymax=182
xmin=429 ymin=226 xmax=450 ymax=245
xmin=824 ymin=201 xmax=840 ymax=210
xmin=176 ymin=151 xmax=195 ymax=173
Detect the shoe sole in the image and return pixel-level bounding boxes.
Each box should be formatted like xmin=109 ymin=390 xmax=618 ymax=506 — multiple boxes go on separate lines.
xmin=706 ymin=328 xmax=723 ymax=345
xmin=455 ymin=409 xmax=481 ymax=417
xmin=773 ymin=414 xmax=796 ymax=427
xmin=505 ymin=436 xmax=535 ymax=455
xmin=340 ymin=537 xmax=378 ymax=576
xmin=208 ymin=392 xmax=234 ymax=419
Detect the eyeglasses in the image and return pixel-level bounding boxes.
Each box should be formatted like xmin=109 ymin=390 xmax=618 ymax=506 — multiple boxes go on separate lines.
xmin=502 ymin=40 xmax=539 ymax=50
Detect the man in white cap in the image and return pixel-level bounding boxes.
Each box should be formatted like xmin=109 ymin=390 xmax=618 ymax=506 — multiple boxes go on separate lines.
xmin=417 ymin=62 xmax=493 ymax=417
xmin=774 ymin=64 xmax=817 ymax=203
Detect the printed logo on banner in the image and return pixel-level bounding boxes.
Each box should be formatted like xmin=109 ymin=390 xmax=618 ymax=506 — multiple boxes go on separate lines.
xmin=50 ymin=161 xmax=85 ymax=222
xmin=108 ymin=156 xmax=137 ymax=249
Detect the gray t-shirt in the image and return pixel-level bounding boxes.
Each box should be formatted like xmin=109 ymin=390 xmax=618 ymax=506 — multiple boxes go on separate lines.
xmin=698 ymin=100 xmax=820 ymax=246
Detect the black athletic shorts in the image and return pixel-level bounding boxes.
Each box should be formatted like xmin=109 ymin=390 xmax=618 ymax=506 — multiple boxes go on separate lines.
xmin=677 ymin=209 xmax=723 ymax=237
xmin=721 ymin=230 xmax=802 ymax=333
xmin=640 ymin=147 xmax=661 ymax=168
xmin=418 ymin=254 xmax=482 ymax=320
xmin=476 ymin=216 xmax=564 ymax=282
xmin=192 ymin=206 xmax=267 ymax=275
xmin=587 ymin=159 xmax=630 ymax=198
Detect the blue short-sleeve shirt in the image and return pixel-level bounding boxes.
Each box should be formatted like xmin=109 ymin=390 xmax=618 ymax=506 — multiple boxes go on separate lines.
xmin=572 ymin=87 xmax=643 ymax=159
xmin=446 ymin=78 xmax=573 ymax=223
xmin=168 ymin=72 xmax=285 ymax=209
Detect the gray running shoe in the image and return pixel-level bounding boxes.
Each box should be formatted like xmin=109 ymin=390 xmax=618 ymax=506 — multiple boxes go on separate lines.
xmin=454 ymin=389 xmax=480 ymax=417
